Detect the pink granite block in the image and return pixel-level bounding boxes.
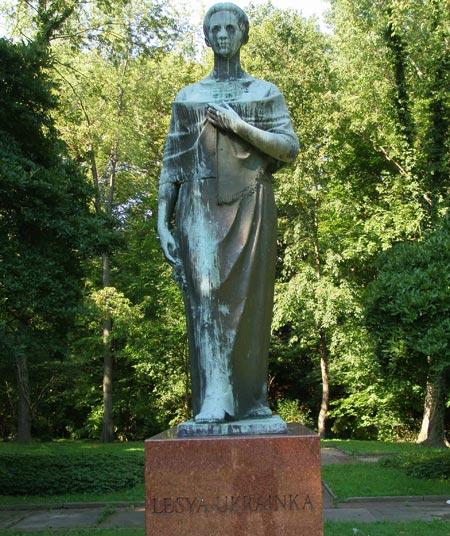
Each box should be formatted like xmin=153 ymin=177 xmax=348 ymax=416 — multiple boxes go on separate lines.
xmin=145 ymin=430 xmax=323 ymax=535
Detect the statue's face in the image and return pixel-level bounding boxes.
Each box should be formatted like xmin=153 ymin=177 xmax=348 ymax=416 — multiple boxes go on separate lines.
xmin=206 ymin=11 xmax=244 ymax=58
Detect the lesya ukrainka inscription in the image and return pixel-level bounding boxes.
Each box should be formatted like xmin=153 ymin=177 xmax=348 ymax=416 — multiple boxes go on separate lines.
xmin=150 ymin=493 xmax=314 ymax=515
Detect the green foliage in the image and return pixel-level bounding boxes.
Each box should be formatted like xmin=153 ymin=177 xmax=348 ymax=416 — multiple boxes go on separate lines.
xmin=0 ymin=35 xmax=108 ymax=442
xmin=365 ymin=220 xmax=450 ymax=367
xmin=364 ymin=218 xmax=450 ymax=444
xmin=328 ymin=379 xmax=422 ymax=441
xmin=382 ymin=450 xmax=450 ymax=480
xmin=276 ymin=399 xmax=314 ymax=427
xmin=46 ymin=2 xmax=201 ymax=440
xmin=0 ymin=441 xmax=144 ymax=497
xmin=0 ymin=0 xmax=449 ymax=443
xmin=323 ymin=0 xmax=450 ymax=443
xmin=0 ymin=451 xmax=143 ymax=496
xmin=0 ymin=38 xmax=54 ymax=164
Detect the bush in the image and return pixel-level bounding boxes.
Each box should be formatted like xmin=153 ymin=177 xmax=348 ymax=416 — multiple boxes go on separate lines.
xmin=0 ymin=451 xmax=144 ymax=496
xmin=276 ymin=398 xmax=314 ymax=427
xmin=381 ymin=450 xmax=450 ymax=480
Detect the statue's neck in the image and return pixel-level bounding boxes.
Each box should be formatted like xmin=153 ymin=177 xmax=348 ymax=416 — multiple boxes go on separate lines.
xmin=211 ymin=52 xmax=244 ymax=81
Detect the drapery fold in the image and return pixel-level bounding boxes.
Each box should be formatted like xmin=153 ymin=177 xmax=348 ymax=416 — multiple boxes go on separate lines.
xmin=160 ymin=88 xmax=296 ymax=204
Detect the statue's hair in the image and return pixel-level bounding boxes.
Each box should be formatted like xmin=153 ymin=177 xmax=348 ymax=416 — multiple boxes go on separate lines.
xmin=203 ymin=3 xmax=249 ymax=46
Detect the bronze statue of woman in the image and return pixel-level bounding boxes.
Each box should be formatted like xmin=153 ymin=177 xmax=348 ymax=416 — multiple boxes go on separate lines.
xmin=157 ymin=2 xmax=299 ymax=426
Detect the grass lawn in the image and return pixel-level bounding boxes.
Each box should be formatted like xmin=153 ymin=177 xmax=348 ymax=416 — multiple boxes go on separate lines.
xmin=1 ymin=440 xmax=449 ymax=534
xmin=0 ymin=440 xmax=145 ymax=456
xmin=321 ymin=439 xmax=442 ymax=456
xmin=0 ymin=485 xmax=145 ymax=506
xmin=1 ymin=439 xmax=448 ymax=506
xmin=321 ymin=439 xmax=450 ymax=500
xmin=322 ymin=462 xmax=450 ymax=500
xmin=4 ymin=521 xmax=450 ymax=535
xmin=324 ymin=520 xmax=450 ymax=535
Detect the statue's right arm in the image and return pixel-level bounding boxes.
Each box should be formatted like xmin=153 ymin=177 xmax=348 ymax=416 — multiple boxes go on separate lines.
xmin=157 ymin=181 xmax=180 ymax=266
xmin=206 ymin=103 xmax=299 ymax=163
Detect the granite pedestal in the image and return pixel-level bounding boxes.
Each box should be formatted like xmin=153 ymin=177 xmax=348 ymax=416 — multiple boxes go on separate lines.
xmin=145 ymin=425 xmax=323 ymax=535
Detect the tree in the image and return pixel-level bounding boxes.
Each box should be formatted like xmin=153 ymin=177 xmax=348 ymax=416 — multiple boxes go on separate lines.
xmin=46 ymin=0 xmax=188 ymax=441
xmin=242 ymin=5 xmax=362 ymax=437
xmin=0 ymin=37 xmax=102 ymax=442
xmin=48 ymin=1 xmax=204 ymax=439
xmin=327 ymin=0 xmax=449 ymax=441
xmin=365 ymin=220 xmax=450 ymax=447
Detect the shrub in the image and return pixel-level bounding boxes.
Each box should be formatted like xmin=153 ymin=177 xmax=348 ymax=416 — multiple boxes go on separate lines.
xmin=382 ymin=450 xmax=450 ymax=481
xmin=277 ymin=398 xmax=314 ymax=427
xmin=0 ymin=451 xmax=144 ymax=496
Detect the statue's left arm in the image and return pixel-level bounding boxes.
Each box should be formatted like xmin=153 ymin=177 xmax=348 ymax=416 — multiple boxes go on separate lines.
xmin=206 ymin=102 xmax=299 ymax=162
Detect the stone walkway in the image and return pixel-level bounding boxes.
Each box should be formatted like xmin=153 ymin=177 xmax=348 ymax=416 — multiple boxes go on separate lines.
xmin=1 ymin=448 xmax=449 ymax=532
xmin=1 ymin=496 xmax=450 ymax=532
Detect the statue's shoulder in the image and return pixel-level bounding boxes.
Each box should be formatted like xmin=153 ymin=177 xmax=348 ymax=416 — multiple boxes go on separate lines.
xmin=174 ymin=82 xmax=203 ymax=103
xmin=172 ymin=75 xmax=282 ymax=103
xmin=243 ymin=76 xmax=282 ymax=98
xmin=243 ymin=75 xmax=279 ymax=91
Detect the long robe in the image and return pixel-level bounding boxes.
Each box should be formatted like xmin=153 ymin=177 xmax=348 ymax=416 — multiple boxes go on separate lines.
xmin=160 ymin=75 xmax=298 ymax=420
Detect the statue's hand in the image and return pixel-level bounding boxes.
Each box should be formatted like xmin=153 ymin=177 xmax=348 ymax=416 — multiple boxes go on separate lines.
xmin=207 ymin=102 xmax=242 ymax=133
xmin=158 ymin=228 xmax=178 ymax=266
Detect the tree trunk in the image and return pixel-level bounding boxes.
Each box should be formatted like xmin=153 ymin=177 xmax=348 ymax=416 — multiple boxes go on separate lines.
xmin=317 ymin=330 xmax=329 ymax=439
xmin=417 ymin=364 xmax=447 ymax=448
xmin=96 ymin=86 xmax=121 ymax=443
xmin=312 ymin=196 xmax=330 ymax=439
xmin=100 ymin=252 xmax=114 ymax=442
xmin=99 ymin=139 xmax=118 ymax=442
xmin=15 ymin=354 xmax=32 ymax=444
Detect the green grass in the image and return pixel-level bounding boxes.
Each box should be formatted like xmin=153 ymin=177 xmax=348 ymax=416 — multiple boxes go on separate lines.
xmin=322 ymin=463 xmax=450 ymax=500
xmin=1 ymin=439 xmax=448 ymax=507
xmin=321 ymin=439 xmax=450 ymax=499
xmin=321 ymin=439 xmax=439 ymax=456
xmin=324 ymin=520 xmax=450 ymax=535
xmin=3 ymin=522 xmax=450 ymax=535
xmin=0 ymin=440 xmax=144 ymax=456
xmin=0 ymin=484 xmax=145 ymax=506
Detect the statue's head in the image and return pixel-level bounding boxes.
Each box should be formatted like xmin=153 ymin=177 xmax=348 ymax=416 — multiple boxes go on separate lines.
xmin=203 ymin=3 xmax=250 ymax=55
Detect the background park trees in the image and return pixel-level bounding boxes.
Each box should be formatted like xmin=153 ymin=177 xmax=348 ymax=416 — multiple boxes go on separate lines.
xmin=0 ymin=0 xmax=448 ymax=445
xmin=327 ymin=0 xmax=449 ymax=446
xmin=0 ymin=33 xmax=107 ymax=443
